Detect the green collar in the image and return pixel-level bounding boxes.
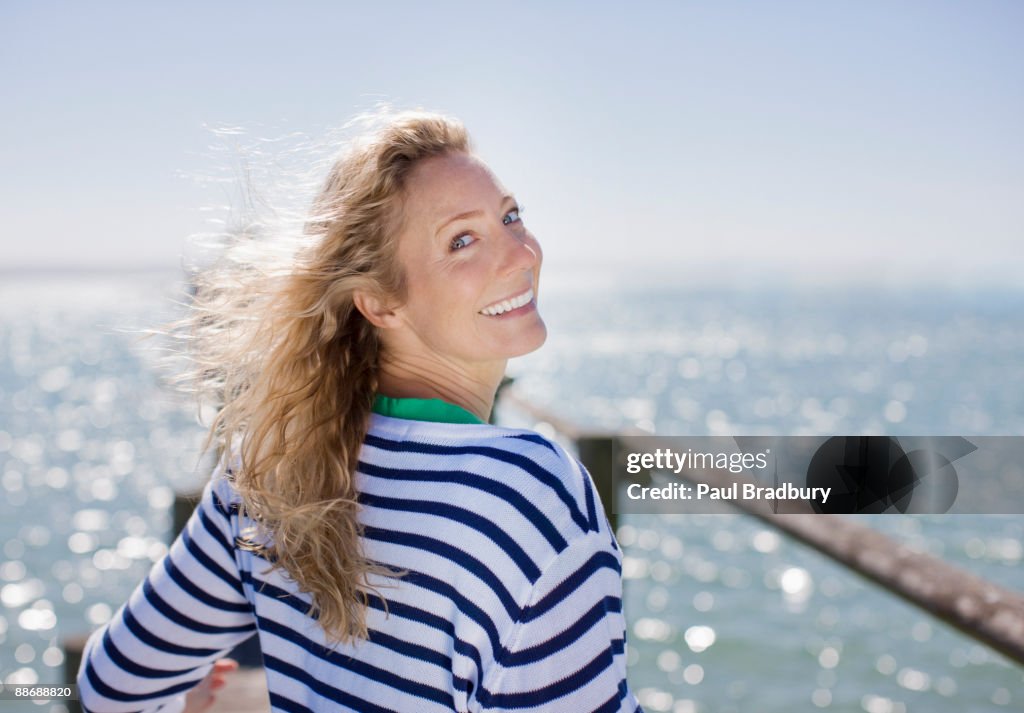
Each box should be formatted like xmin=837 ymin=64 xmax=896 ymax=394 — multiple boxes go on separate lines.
xmin=372 ymin=394 xmax=485 ymax=425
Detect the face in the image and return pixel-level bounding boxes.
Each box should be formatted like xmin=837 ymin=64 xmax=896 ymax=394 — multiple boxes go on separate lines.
xmin=386 ymin=152 xmax=546 ymax=371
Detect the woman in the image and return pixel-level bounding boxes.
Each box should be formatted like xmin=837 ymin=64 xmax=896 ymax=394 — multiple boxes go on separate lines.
xmin=78 ymin=111 xmax=642 ymax=713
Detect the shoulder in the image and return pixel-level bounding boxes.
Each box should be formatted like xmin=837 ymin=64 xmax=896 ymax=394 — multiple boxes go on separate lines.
xmin=202 ymin=456 xmax=245 ymax=520
xmin=363 ymin=414 xmax=607 ymax=543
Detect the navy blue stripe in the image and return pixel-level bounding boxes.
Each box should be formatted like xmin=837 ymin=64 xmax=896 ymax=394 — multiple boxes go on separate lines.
xmin=476 ymin=645 xmax=617 ymax=708
xmin=263 ymin=652 xmax=402 ymax=713
xmin=363 ymin=526 xmax=520 ymax=618
xmin=240 ymin=519 xmax=617 ymax=701
xmin=368 ymin=627 xmax=452 ymax=671
xmin=122 ymin=605 xmax=220 ymax=657
xmin=267 ymin=690 xmax=308 ymax=713
xmin=397 ymin=567 xmax=504 ymax=655
xmin=99 ymin=627 xmax=186 ymax=680
xmin=366 ymin=592 xmax=452 ymax=638
xmin=259 ymin=616 xmax=454 ymax=707
xmin=247 ymin=584 xmax=454 ymax=672
xmin=505 ymin=432 xmax=558 ymax=453
xmin=209 ymin=487 xmax=238 ymax=520
xmin=240 ymin=568 xmax=468 ymax=679
xmin=592 ymin=680 xmax=633 ymax=713
xmin=522 ymin=550 xmax=621 ymax=623
xmin=161 ymin=556 xmax=251 ymax=614
xmin=83 ymin=658 xmax=197 ymax=703
xmin=500 ymin=596 xmax=622 ymax=667
xmin=238 ymin=568 xmax=313 ymax=618
xmin=364 ymin=433 xmax=592 ymax=534
xmin=365 ymin=593 xmax=485 ymax=691
xmin=580 ymin=460 xmax=599 ymax=531
xmin=359 ymin=492 xmax=542 ymax=581
xmin=142 ymin=578 xmax=254 ymax=635
xmin=358 ymin=459 xmax=568 ymax=552
xmin=369 ymin=568 xmax=502 ymax=713
xmin=241 ymin=565 xmax=488 ymax=698
xmin=196 ymin=504 xmax=235 ymax=559
xmin=180 ymin=525 xmax=247 ymax=598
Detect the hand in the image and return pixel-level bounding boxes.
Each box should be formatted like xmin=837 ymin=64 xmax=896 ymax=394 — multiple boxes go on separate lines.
xmin=183 ymin=659 xmax=240 ymax=713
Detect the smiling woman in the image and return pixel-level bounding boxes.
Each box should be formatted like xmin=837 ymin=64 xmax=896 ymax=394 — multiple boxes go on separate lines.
xmin=360 ymin=151 xmax=548 ymax=421
xmin=76 ymin=111 xmax=642 ymax=713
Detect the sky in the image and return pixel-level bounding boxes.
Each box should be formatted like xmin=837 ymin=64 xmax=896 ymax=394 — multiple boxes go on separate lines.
xmin=2 ymin=1 xmax=1022 ymax=286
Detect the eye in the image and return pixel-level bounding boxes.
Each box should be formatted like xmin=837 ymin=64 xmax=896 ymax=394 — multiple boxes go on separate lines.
xmin=502 ymin=205 xmax=523 ymax=226
xmin=450 ymin=233 xmax=476 ymax=251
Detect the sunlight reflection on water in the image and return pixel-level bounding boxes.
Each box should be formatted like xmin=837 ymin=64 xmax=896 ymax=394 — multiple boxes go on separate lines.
xmin=2 ymin=277 xmax=1023 ymax=710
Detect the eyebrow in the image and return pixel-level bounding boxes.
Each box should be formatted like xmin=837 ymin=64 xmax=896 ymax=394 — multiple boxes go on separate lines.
xmin=433 ymin=194 xmax=517 ymax=238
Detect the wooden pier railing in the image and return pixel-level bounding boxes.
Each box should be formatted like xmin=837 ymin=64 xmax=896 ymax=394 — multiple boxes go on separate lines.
xmin=499 ymin=385 xmax=1024 ymax=668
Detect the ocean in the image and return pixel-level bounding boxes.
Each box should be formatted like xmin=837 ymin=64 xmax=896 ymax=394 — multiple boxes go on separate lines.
xmin=1 ymin=272 xmax=1021 ymax=712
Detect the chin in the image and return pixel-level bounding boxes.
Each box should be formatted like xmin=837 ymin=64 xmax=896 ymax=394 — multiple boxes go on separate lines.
xmin=504 ymin=321 xmax=548 ymax=358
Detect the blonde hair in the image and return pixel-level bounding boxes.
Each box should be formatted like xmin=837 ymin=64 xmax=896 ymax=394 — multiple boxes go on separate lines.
xmin=181 ymin=111 xmax=470 ymax=644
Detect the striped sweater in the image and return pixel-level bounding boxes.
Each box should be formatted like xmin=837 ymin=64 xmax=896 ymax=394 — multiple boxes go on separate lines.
xmin=78 ymin=414 xmax=643 ymax=712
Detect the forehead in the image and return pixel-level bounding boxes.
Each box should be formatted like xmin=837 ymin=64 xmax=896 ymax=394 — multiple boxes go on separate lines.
xmin=402 ymin=152 xmax=505 ymax=221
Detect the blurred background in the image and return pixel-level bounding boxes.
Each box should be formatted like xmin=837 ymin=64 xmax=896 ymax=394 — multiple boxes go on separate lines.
xmin=2 ymin=1 xmax=1022 ymax=711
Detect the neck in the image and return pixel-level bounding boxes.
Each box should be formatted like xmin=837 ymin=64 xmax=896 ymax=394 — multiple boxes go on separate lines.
xmin=376 ymin=352 xmax=506 ymax=424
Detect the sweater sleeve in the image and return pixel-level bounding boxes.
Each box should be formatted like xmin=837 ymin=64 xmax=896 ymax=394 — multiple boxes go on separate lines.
xmin=77 ymin=475 xmax=257 ymax=713
xmin=476 ymin=529 xmax=644 ymax=713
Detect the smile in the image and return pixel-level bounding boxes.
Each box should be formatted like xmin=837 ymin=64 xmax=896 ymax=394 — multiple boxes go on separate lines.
xmin=479 ymin=288 xmax=534 ymax=316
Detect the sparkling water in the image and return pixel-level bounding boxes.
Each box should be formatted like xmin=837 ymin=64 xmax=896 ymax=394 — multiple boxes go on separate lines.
xmin=1 ymin=273 xmax=1021 ymax=712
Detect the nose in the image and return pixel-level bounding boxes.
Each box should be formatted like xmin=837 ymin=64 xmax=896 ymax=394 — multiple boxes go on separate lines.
xmin=499 ymin=224 xmax=541 ymax=278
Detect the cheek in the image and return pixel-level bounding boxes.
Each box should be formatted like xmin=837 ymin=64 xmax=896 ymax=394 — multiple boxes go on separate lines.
xmin=407 ymin=276 xmax=470 ymax=328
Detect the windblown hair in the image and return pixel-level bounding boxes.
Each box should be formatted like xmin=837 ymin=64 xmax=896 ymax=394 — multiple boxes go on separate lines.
xmin=181 ymin=111 xmax=470 ymax=645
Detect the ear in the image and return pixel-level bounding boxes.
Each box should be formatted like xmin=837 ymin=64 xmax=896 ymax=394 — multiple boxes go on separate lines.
xmin=353 ymin=289 xmax=403 ymax=330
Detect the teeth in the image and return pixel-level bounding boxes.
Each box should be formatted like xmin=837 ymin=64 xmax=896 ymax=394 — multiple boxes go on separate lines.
xmin=480 ymin=288 xmax=533 ymax=316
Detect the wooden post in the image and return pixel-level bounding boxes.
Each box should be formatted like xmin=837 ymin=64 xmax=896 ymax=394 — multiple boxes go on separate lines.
xmin=576 ymin=435 xmax=618 ymax=533
xmin=173 ymin=489 xmax=202 ymax=539
xmin=62 ymin=634 xmax=87 ymax=713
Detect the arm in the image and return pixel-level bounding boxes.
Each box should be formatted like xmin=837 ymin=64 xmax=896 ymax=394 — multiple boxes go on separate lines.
xmin=477 ymin=530 xmax=643 ymax=713
xmin=77 ymin=475 xmax=257 ymax=713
